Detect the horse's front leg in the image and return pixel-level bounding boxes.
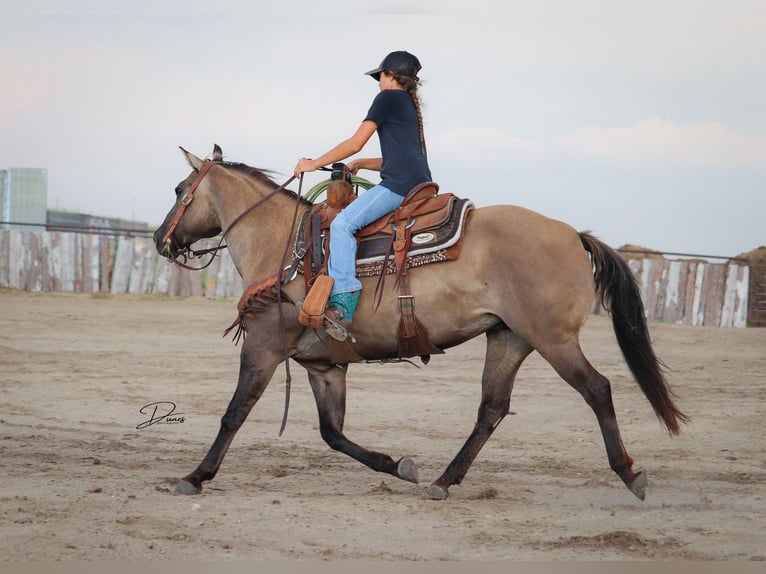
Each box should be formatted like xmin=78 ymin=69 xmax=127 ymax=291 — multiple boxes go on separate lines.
xmin=301 ymin=361 xmax=418 ymax=484
xmin=175 ymin=334 xmax=282 ymax=495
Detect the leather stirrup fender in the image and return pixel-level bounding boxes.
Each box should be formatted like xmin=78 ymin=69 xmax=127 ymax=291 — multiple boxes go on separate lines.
xmin=299 ymin=275 xmax=334 ymax=328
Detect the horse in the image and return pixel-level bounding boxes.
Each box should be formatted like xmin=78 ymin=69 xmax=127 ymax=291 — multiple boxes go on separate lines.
xmin=153 ymin=144 xmax=687 ymax=501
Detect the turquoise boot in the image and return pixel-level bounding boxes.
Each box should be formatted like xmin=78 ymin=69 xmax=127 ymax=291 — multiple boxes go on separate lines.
xmin=324 ymin=291 xmax=360 ymax=342
xmin=328 ymin=291 xmax=360 ymax=323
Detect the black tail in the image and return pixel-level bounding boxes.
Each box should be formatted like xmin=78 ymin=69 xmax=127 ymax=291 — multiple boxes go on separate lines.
xmin=580 ymin=232 xmax=689 ymax=435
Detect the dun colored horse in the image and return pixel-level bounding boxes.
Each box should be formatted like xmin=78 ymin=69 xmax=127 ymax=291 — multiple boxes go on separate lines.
xmin=154 ymin=144 xmax=687 ymax=500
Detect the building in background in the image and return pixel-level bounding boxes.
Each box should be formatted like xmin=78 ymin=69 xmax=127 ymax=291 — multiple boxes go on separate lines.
xmin=1 ymin=167 xmax=48 ymax=231
xmin=1 ymin=165 xmax=149 ymax=235
xmin=46 ymin=210 xmax=150 ymax=236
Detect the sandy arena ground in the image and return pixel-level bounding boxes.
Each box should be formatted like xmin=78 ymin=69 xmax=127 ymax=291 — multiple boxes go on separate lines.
xmin=0 ymin=290 xmax=764 ymax=560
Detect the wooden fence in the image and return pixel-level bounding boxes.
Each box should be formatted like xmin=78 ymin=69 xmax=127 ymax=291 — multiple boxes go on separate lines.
xmin=0 ymin=228 xmax=758 ymax=328
xmin=0 ymin=229 xmax=243 ymax=298
xmin=592 ymin=257 xmax=750 ymax=328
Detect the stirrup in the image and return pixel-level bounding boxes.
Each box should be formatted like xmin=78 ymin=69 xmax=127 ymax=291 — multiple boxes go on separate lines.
xmin=323 ymin=308 xmax=355 ymax=343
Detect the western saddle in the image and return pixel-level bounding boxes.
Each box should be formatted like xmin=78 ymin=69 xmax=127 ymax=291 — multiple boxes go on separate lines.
xmin=297 ymin=164 xmax=474 ymax=363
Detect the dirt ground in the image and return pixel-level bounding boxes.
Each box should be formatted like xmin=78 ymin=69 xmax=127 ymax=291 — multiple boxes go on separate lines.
xmin=0 ymin=290 xmax=764 ymax=561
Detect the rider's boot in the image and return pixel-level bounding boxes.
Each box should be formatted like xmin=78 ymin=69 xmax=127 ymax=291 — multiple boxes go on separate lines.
xmin=323 ymin=291 xmax=360 ymax=342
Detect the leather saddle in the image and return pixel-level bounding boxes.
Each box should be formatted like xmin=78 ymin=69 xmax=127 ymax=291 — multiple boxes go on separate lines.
xmin=302 ymin=182 xmax=472 ymax=279
xmin=297 ymin=181 xmax=473 ymax=363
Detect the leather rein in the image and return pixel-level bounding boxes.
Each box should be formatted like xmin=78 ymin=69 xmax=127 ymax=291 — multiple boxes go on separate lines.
xmin=160 ymin=159 xmax=299 ymax=271
xmin=161 ymin=160 xmax=305 ymax=435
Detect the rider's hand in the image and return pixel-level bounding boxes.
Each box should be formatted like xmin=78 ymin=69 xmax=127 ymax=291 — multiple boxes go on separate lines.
xmin=294 ymin=158 xmax=317 ymax=178
xmin=346 ymin=160 xmax=361 ymax=176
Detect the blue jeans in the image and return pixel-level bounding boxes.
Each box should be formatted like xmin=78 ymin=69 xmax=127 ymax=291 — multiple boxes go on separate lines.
xmin=329 ymin=184 xmax=404 ymax=294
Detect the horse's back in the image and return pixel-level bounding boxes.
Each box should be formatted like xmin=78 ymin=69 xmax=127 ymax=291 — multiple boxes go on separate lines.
xmin=462 ymin=204 xmax=591 ymax=272
xmin=437 ymin=203 xmax=597 ymax=341
xmin=347 ymin=202 xmax=597 ymax=353
xmin=472 ymin=203 xmax=582 ymax=242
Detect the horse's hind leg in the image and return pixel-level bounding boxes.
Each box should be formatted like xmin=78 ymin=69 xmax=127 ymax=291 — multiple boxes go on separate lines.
xmin=301 ymin=361 xmax=419 ymax=484
xmin=175 ymin=335 xmax=281 ymax=495
xmin=539 ymin=340 xmax=647 ymax=500
xmin=427 ymin=325 xmax=533 ymax=500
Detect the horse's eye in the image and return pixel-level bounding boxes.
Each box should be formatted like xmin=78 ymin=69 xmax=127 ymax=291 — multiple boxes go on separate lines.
xmin=175 ymin=186 xmax=183 ymax=196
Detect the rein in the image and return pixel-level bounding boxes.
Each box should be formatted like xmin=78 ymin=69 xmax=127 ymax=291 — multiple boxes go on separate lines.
xmin=161 ymin=159 xmax=298 ymax=271
xmin=161 ymin=159 xmax=305 ymax=435
xmin=274 ymin=174 xmax=306 ymax=436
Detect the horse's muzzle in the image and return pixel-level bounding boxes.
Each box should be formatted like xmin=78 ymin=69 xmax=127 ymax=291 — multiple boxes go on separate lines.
xmin=153 ymin=228 xmax=181 ymax=260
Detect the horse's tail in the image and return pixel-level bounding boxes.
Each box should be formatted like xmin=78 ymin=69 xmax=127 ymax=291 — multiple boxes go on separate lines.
xmin=579 ymin=232 xmax=689 ymax=435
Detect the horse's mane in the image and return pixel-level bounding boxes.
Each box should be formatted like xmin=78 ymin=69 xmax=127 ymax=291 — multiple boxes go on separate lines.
xmin=220 ymin=161 xmax=309 ymax=204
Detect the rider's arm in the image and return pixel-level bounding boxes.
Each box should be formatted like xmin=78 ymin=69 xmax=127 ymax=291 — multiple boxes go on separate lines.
xmin=347 ymin=157 xmax=382 ymax=174
xmin=295 ymin=121 xmax=377 ymax=176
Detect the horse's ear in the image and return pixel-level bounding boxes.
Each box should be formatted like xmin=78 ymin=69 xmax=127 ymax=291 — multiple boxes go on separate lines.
xmin=180 ymin=146 xmax=205 ymax=172
xmin=212 ymin=144 xmax=223 ymax=162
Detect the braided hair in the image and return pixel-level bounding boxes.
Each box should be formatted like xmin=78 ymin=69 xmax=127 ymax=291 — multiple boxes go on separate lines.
xmin=392 ymin=73 xmax=426 ymax=155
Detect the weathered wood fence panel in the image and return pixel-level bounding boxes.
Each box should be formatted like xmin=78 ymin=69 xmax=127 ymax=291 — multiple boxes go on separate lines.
xmin=598 ymin=257 xmax=750 ymax=328
xmin=0 ymin=229 xmax=757 ymax=327
xmin=748 ymin=265 xmax=766 ymax=327
xmin=0 ymin=229 xmax=242 ymax=298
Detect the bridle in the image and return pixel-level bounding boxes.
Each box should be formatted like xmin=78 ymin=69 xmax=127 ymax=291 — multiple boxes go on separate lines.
xmin=160 ymin=159 xmax=219 ymax=250
xmin=160 ymin=159 xmax=299 ymax=271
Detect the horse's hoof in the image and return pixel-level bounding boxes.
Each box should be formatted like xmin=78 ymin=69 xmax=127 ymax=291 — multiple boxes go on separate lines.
xmin=629 ymin=470 xmax=648 ymax=501
xmin=425 ymin=484 xmax=449 ymax=500
xmin=396 ymin=457 xmax=419 ymax=484
xmin=174 ymin=479 xmax=202 ymax=495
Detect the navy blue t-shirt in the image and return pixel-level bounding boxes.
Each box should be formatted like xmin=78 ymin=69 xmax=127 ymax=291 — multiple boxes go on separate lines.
xmin=364 ymin=89 xmax=432 ymax=197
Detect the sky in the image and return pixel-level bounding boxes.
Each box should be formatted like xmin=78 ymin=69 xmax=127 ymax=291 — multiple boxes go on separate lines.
xmin=1 ymin=0 xmax=764 ymax=258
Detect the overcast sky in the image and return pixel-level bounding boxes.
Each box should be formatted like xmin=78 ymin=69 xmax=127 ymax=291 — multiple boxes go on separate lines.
xmin=1 ymin=0 xmax=764 ymax=257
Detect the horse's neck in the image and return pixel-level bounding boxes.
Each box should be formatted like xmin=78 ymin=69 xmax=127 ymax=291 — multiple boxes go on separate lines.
xmin=214 ymin=174 xmax=307 ymax=285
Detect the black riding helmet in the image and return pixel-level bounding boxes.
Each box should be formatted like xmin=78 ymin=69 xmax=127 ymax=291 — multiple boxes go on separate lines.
xmin=365 ymin=51 xmax=421 ymax=82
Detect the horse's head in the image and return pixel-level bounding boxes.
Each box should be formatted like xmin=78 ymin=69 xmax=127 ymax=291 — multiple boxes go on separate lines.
xmin=153 ymin=145 xmax=224 ymax=260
